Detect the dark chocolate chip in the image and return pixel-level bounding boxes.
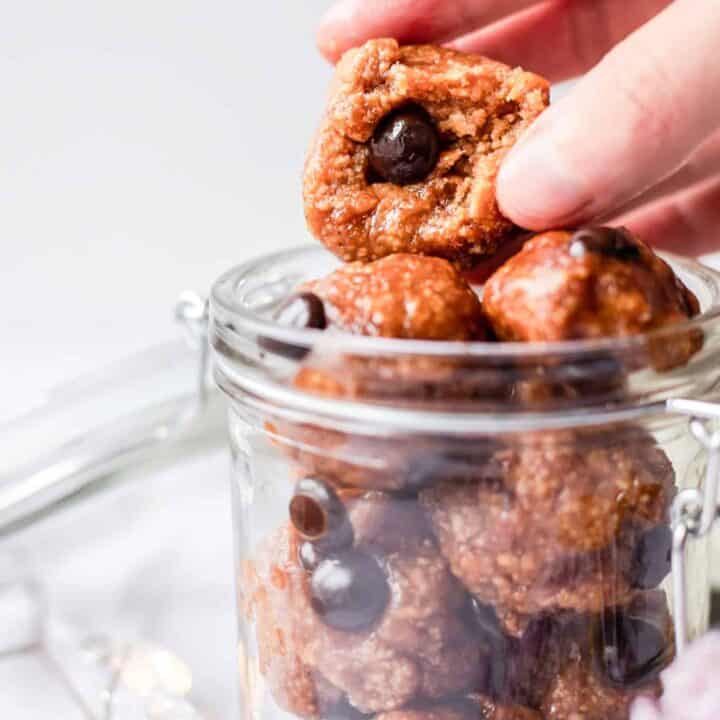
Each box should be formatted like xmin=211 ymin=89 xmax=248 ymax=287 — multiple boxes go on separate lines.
xmin=289 ymin=478 xmax=354 ymax=550
xmin=631 ymin=525 xmax=673 ymax=590
xmin=593 ymin=611 xmax=671 ymax=688
xmin=369 ymin=105 xmax=440 ymax=186
xmin=569 ymin=226 xmax=641 ymax=262
xmin=310 ymin=550 xmax=389 ymax=632
xmin=276 ymin=292 xmax=327 ymax=330
xmin=259 ymin=292 xmax=327 ymax=359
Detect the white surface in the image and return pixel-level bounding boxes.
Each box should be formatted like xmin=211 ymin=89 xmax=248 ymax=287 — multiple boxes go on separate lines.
xmin=2 ymin=443 xmax=235 ymax=719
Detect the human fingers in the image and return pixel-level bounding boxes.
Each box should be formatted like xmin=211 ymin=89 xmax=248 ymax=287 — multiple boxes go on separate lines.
xmin=496 ymin=0 xmax=720 ymax=231
xmin=450 ymin=0 xmax=670 ymax=82
xmin=316 ymin=0 xmax=539 ymax=63
xmin=617 ymin=178 xmax=720 ymax=257
xmin=605 ymin=131 xmax=720 ymax=219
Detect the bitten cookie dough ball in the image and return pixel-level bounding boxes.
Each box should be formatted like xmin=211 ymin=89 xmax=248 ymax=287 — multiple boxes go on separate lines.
xmin=303 ymin=39 xmax=549 ymax=268
xmin=420 ymin=430 xmax=676 ymax=632
xmin=483 ymin=227 xmax=701 ymax=370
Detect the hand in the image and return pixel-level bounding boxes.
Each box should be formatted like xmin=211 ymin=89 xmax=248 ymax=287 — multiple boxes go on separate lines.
xmin=318 ymin=0 xmax=720 ymax=255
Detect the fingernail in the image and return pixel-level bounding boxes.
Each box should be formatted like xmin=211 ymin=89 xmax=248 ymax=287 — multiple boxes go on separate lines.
xmin=497 ymin=117 xmax=592 ymax=230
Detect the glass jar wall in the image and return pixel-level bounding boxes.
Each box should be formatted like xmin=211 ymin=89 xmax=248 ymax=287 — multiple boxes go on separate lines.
xmin=211 ymin=246 xmax=720 ymax=720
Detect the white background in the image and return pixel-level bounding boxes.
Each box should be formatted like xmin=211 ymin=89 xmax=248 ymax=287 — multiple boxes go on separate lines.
xmin=1 ymin=2 xmax=719 ymax=718
xmin=0 ymin=0 xmax=335 ymax=414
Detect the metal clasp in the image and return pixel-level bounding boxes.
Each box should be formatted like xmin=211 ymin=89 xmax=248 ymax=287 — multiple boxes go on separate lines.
xmin=666 ymin=398 xmax=720 ymax=654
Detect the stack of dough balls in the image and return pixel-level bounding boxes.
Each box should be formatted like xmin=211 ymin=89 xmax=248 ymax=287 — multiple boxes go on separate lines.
xmin=245 ymin=38 xmax=702 ymax=720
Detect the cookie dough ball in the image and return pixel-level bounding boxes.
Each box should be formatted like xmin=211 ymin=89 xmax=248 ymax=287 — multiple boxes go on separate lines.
xmin=483 ymin=226 xmax=701 ymax=370
xmin=253 ymin=517 xmax=483 ymax=716
xmin=243 ymin=532 xmax=344 ymax=719
xmin=264 ymin=253 xmax=489 ymax=377
xmin=541 ymin=599 xmax=672 ymax=720
xmin=420 ymin=430 xmax=676 ymax=630
xmin=504 ymin=595 xmax=671 ymax=719
xmin=289 ymin=254 xmax=493 ymax=400
xmin=269 ymin=254 xmax=497 ymax=492
xmin=542 ymin=654 xmax=660 ymax=720
xmin=303 ymin=39 xmax=549 ymax=268
xmin=304 ymin=254 xmax=487 ymax=341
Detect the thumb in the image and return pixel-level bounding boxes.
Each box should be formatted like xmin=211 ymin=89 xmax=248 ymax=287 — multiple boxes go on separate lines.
xmin=497 ymin=0 xmax=720 ymax=230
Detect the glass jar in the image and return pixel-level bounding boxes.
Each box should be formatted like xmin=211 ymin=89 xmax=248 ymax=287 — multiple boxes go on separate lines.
xmin=210 ymin=246 xmax=720 ymax=720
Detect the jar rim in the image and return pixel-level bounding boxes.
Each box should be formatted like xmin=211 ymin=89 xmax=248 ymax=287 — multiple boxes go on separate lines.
xmin=210 ymin=245 xmax=720 ymax=432
xmin=211 ymin=244 xmax=720 ymax=358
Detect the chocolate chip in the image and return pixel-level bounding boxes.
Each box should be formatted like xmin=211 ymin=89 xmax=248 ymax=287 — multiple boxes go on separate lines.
xmin=277 ymin=292 xmax=327 ymax=330
xmin=631 ymin=525 xmax=673 ymax=590
xmin=310 ymin=550 xmax=389 ymax=632
xmin=369 ymin=105 xmax=440 ymax=185
xmin=259 ymin=292 xmax=327 ymax=359
xmin=289 ymin=478 xmax=353 ymax=551
xmin=593 ymin=611 xmax=670 ymax=688
xmin=569 ymin=227 xmax=641 ymax=262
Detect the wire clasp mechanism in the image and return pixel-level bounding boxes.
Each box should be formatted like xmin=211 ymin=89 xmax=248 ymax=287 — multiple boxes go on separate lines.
xmin=666 ymin=398 xmax=720 ymax=655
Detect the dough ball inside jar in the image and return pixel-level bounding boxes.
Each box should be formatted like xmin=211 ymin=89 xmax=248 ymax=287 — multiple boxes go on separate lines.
xmin=242 ymin=528 xmax=346 ymax=719
xmin=292 ymin=253 xmax=495 ymax=402
xmin=482 ymin=226 xmax=702 ymax=371
xmin=539 ymin=593 xmax=674 ymax=720
xmin=303 ymin=39 xmax=549 ymax=268
xmin=267 ymin=254 xmax=501 ymax=492
xmin=497 ymin=593 xmax=672 ymax=719
xmin=420 ymin=428 xmax=676 ymax=634
xmin=249 ymin=514 xmax=489 ymax=716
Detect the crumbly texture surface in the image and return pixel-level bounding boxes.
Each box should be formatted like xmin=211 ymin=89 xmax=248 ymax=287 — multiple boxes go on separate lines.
xmin=303 ymin=39 xmax=549 ymax=268
xmin=304 ymin=254 xmax=487 ymax=340
xmin=244 ymin=532 xmax=343 ymax=718
xmin=290 ymin=253 xmax=493 ymax=409
xmin=541 ymin=659 xmax=661 ymax=720
xmin=249 ymin=524 xmax=481 ymax=715
xmin=420 ymin=430 xmax=675 ymax=627
xmin=513 ymin=597 xmax=670 ymax=717
xmin=482 ymin=229 xmax=702 ymax=370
